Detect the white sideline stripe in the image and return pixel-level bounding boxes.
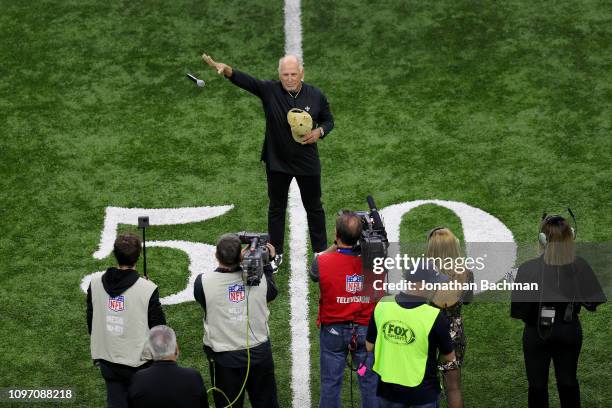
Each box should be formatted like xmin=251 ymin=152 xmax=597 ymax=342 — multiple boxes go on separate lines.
xmin=284 ymin=0 xmax=303 ymax=62
xmin=288 ymin=181 xmax=311 ymax=407
xmin=284 ymin=0 xmax=311 ymax=406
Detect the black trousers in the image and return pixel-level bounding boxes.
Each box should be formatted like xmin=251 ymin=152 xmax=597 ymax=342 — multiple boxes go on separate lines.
xmin=523 ymin=321 xmax=582 ymax=408
xmin=266 ymin=167 xmax=327 ymax=254
xmin=208 ymin=357 xmax=279 ymax=408
xmin=99 ymin=360 xmax=150 ymax=408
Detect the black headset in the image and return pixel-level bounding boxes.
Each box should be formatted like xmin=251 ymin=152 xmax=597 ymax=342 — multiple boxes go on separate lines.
xmin=538 ymin=208 xmax=577 ymax=246
xmin=427 ymin=226 xmax=446 ymax=241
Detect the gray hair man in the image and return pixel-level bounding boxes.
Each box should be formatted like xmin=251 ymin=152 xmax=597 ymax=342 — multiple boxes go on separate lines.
xmin=129 ymin=326 xmax=209 ymax=408
xmin=201 ymin=52 xmax=334 ymax=262
xmin=149 ymin=325 xmax=178 ymax=360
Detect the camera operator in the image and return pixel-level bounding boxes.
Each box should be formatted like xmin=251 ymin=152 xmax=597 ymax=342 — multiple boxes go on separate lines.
xmin=193 ymin=234 xmax=279 ymax=408
xmin=511 ymin=213 xmax=606 ymax=407
xmin=310 ymin=211 xmax=382 ymax=408
xmin=86 ymin=233 xmax=166 ymax=408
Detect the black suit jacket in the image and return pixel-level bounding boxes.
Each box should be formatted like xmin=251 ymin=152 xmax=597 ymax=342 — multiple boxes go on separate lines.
xmin=229 ymin=69 xmax=334 ymax=176
xmin=128 ymin=361 xmax=209 ymax=408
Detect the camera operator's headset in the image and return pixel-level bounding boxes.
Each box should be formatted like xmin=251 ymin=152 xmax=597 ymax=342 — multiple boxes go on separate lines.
xmin=205 ymin=271 xmax=258 ymax=407
xmin=536 ymin=209 xmax=578 ymax=340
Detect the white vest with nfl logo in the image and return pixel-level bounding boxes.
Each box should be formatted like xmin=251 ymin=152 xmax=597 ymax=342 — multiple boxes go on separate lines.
xmin=201 ymin=270 xmax=269 ymax=352
xmin=90 ymin=273 xmax=156 ymax=367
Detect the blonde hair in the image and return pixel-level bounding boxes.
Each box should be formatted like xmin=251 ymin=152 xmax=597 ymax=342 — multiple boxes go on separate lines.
xmin=540 ymin=217 xmax=575 ymax=265
xmin=426 ymin=227 xmax=466 ymax=308
xmin=426 ymin=228 xmax=465 ymax=279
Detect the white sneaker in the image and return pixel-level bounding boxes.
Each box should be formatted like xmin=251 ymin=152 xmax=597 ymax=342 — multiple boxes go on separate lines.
xmin=271 ymin=254 xmax=283 ymax=273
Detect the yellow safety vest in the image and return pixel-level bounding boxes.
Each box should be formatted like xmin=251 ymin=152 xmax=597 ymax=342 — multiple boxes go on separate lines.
xmin=373 ymin=297 xmax=440 ymax=387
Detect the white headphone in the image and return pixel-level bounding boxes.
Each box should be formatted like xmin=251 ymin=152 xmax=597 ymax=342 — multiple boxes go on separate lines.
xmin=538 ymin=209 xmax=577 ymax=246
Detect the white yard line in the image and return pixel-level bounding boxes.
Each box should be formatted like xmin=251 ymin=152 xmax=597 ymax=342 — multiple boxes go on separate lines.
xmin=284 ymin=0 xmax=304 ymax=63
xmin=288 ymin=181 xmax=311 ymax=407
xmin=284 ymin=0 xmax=311 ymax=406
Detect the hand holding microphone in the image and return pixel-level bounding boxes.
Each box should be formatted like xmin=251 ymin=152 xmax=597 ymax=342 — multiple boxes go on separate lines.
xmin=202 ymin=53 xmax=232 ymax=77
xmin=187 ymin=53 xmax=232 ymax=89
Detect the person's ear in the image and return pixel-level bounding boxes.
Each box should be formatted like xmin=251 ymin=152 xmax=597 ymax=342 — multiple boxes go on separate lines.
xmin=175 ymin=344 xmax=180 ymax=358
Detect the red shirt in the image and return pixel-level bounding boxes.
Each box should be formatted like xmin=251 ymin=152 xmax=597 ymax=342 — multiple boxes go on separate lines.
xmin=316 ymin=250 xmax=382 ymax=326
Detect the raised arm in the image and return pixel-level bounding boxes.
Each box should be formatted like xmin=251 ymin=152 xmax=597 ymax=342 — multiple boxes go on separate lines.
xmin=201 ymin=53 xmax=266 ymax=97
xmin=202 ymin=53 xmax=233 ymax=77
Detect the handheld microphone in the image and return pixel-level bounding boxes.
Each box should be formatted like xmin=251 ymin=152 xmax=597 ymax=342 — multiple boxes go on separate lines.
xmin=186 ymin=73 xmax=205 ymax=88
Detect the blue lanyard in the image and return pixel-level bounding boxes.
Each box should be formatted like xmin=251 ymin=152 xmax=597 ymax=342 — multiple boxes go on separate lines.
xmin=336 ymin=248 xmax=354 ymax=255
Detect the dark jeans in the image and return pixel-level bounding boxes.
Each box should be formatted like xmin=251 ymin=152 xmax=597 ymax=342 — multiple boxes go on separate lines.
xmin=208 ymin=356 xmax=279 ymax=408
xmin=99 ymin=360 xmax=150 ymax=408
xmin=266 ymin=167 xmax=327 ymax=254
xmin=319 ymin=324 xmax=378 ymax=408
xmin=378 ymin=398 xmax=439 ymax=408
xmin=523 ymin=321 xmax=583 ymax=408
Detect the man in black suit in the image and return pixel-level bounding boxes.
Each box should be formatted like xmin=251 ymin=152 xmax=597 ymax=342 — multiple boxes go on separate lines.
xmin=202 ymin=53 xmax=335 ymax=261
xmin=129 ymin=325 xmax=209 ymax=408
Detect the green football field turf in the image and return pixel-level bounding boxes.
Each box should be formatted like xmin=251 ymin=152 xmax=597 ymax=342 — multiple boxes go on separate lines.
xmin=1 ymin=0 xmax=610 ymax=406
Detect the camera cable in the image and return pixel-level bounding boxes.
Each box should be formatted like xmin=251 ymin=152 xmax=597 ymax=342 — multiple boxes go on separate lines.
xmin=206 ymin=279 xmax=253 ymax=407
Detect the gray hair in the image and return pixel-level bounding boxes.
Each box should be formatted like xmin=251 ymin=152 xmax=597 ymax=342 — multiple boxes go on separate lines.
xmin=278 ymin=55 xmax=303 ymax=72
xmin=148 ymin=325 xmax=177 ymax=360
